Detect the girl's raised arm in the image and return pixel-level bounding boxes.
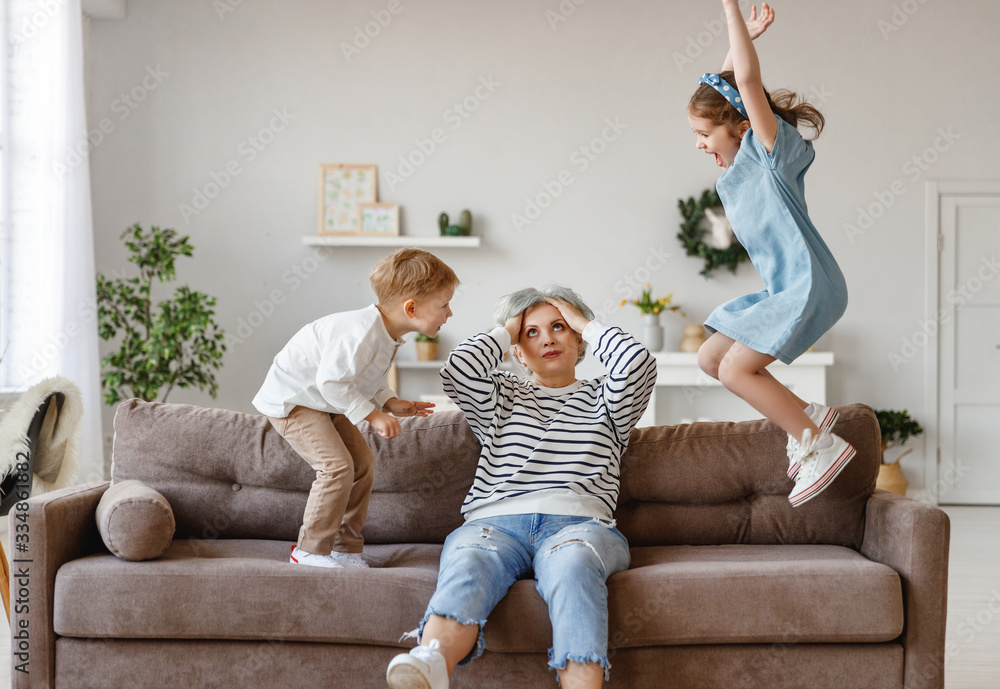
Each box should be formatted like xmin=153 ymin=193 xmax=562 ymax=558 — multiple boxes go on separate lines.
xmin=721 ymin=3 xmax=775 ymax=73
xmin=723 ymin=0 xmax=777 ymax=151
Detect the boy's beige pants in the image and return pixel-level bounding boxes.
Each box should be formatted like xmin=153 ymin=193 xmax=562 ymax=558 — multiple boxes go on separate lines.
xmin=267 ymin=405 xmax=374 ymax=555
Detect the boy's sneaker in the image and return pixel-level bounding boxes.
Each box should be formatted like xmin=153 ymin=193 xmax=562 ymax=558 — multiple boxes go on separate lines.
xmin=289 ymin=545 xmax=345 ymax=568
xmin=329 ymin=551 xmax=369 ymax=569
xmin=786 ymin=403 xmax=840 ymax=479
xmin=386 ymin=639 xmax=449 ymax=689
xmin=788 ymin=430 xmax=856 ymax=508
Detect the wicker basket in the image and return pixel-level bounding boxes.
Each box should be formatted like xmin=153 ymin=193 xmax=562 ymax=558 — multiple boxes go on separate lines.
xmin=876 ymin=462 xmax=908 ymax=496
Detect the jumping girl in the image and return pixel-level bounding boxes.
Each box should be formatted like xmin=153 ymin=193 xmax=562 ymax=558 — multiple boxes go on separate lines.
xmin=687 ymin=1 xmax=853 ymax=507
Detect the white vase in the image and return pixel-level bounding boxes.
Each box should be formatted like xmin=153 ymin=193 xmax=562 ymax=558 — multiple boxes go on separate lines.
xmin=641 ymin=313 xmax=664 ymax=352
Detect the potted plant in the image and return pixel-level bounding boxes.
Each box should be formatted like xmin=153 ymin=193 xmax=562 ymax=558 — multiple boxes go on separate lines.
xmin=438 ymin=209 xmax=473 ymax=237
xmin=96 ymin=224 xmax=226 ymax=405
xmin=415 ymin=333 xmax=440 ymax=361
xmin=874 ymin=409 xmax=923 ymax=496
xmin=620 ymin=284 xmax=684 ymax=352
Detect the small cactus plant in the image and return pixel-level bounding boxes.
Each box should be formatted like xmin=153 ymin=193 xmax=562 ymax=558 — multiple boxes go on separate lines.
xmin=438 ymin=209 xmax=473 ymax=236
xmin=458 ymin=209 xmax=472 ymax=234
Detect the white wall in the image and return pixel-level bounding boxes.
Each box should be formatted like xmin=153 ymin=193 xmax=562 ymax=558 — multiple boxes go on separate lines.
xmin=85 ymin=0 xmax=1000 ymax=492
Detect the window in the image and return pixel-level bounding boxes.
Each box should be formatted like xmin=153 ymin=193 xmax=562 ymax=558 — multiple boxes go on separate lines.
xmin=0 ymin=1 xmax=10 ymax=389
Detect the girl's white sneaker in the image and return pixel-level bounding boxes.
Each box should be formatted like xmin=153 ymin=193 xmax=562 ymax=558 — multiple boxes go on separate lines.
xmin=786 ymin=403 xmax=840 ymax=479
xmin=386 ymin=639 xmax=449 ymax=689
xmin=788 ymin=430 xmax=856 ymax=508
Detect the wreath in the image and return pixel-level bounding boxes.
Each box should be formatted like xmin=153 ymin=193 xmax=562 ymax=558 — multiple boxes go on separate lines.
xmin=677 ymin=189 xmax=750 ymax=278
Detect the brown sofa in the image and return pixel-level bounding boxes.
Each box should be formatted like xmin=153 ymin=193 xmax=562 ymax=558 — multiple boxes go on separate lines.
xmin=12 ymin=400 xmax=949 ymax=689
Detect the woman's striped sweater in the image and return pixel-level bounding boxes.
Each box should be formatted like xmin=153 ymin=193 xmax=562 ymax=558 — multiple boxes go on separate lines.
xmin=441 ymin=321 xmax=657 ymax=522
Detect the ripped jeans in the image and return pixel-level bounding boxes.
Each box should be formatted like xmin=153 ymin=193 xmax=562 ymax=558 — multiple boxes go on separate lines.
xmin=418 ymin=513 xmax=630 ymax=678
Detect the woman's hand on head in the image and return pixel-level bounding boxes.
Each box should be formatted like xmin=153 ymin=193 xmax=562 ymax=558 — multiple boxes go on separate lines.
xmin=504 ymin=311 xmax=524 ymax=347
xmin=545 ymin=298 xmax=590 ymax=334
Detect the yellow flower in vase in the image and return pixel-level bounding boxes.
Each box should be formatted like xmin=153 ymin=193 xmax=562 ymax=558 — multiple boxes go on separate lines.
xmin=628 ymin=285 xmax=685 ymax=318
xmin=623 ymin=285 xmax=685 ymax=352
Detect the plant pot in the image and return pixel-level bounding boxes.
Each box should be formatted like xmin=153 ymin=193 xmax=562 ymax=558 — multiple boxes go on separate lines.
xmin=679 ymin=324 xmax=707 ymax=353
xmin=876 ymin=462 xmax=908 ymax=496
xmin=640 ymin=313 xmax=663 ymax=352
xmin=416 ymin=341 xmax=439 ymax=361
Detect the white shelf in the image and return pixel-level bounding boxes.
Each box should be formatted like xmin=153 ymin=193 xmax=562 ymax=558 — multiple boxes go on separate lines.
xmin=652 ymin=351 xmax=834 ymax=366
xmin=302 ymin=235 xmax=480 ymax=248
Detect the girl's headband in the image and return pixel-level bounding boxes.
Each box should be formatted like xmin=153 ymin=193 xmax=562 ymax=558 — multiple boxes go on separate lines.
xmin=699 ymin=73 xmax=748 ymax=120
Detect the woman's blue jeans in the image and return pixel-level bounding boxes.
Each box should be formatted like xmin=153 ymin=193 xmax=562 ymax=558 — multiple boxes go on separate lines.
xmin=417 ymin=513 xmax=631 ymax=678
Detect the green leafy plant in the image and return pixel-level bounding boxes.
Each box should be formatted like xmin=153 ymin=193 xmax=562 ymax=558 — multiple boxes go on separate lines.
xmin=414 ymin=333 xmax=439 ymax=343
xmin=96 ymin=224 xmax=226 ymax=405
xmin=621 ymin=284 xmax=684 ymax=317
xmin=677 ymin=188 xmax=750 ymax=278
xmin=875 ymin=409 xmax=923 ymax=464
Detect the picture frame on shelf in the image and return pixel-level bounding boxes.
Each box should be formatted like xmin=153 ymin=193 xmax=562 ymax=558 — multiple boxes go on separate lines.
xmin=317 ymin=164 xmax=377 ymax=235
xmin=358 ymin=202 xmax=399 ymax=237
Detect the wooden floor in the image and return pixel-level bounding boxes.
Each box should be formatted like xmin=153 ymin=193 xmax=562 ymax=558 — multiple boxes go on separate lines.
xmin=1 ymin=506 xmax=998 ymax=688
xmin=940 ymin=505 xmax=1000 ymax=688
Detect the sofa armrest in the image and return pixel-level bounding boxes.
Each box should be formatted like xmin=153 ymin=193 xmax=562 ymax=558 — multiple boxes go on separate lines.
xmin=10 ymin=481 xmax=110 ymax=689
xmin=860 ymin=489 xmax=950 ymax=689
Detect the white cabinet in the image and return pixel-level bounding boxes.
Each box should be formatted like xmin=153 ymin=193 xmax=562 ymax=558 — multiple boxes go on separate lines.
xmin=638 ymin=352 xmax=834 ymax=427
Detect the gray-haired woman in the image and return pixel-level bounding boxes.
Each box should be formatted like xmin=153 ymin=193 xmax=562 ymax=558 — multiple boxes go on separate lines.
xmin=386 ymin=286 xmax=656 ymax=689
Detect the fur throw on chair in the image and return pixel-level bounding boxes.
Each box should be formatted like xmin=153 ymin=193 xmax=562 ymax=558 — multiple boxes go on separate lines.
xmin=0 ymin=376 xmax=82 ymax=495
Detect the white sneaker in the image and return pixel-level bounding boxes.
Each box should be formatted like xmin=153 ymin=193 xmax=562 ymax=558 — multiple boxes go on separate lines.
xmin=329 ymin=551 xmax=369 ymax=568
xmin=289 ymin=545 xmax=345 ymax=568
xmin=386 ymin=639 xmax=449 ymax=689
xmin=786 ymin=403 xmax=840 ymax=479
xmin=788 ymin=430 xmax=856 ymax=508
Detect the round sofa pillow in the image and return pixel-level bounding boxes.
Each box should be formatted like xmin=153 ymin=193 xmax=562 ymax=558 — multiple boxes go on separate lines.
xmin=95 ymin=479 xmax=175 ymax=561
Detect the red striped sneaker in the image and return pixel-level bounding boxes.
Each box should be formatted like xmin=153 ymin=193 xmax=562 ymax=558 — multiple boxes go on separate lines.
xmin=786 ymin=404 xmax=840 ymax=479
xmin=788 ymin=430 xmax=856 ymax=508
xmin=289 ymin=545 xmax=345 ymax=568
xmin=329 ymin=551 xmax=369 ymax=568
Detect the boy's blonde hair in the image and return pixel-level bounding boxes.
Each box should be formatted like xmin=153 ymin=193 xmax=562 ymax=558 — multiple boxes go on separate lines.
xmin=369 ymin=248 xmax=459 ymax=305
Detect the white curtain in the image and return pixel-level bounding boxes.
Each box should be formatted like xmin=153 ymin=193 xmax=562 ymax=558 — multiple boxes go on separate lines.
xmin=3 ymin=0 xmax=104 ymax=484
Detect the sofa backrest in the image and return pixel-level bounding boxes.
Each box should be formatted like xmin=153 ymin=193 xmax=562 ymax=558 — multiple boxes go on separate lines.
xmin=112 ymin=400 xmax=879 ymax=549
xmin=615 ymin=404 xmax=879 ymax=549
xmin=111 ymin=400 xmax=478 ymax=544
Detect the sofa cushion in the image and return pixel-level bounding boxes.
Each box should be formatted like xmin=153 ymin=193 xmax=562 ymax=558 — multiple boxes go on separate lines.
xmin=617 ymin=404 xmax=881 ymax=549
xmin=95 ymin=479 xmax=175 ymax=561
xmin=111 ymin=400 xmax=478 ymax=544
xmin=492 ymin=544 xmax=904 ymax=651
xmin=54 ymin=540 xmax=902 ymax=649
xmin=55 ymin=540 xmax=441 ymax=646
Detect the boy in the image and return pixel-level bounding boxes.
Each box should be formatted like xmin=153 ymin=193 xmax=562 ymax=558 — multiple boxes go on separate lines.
xmin=253 ymin=248 xmax=459 ymax=568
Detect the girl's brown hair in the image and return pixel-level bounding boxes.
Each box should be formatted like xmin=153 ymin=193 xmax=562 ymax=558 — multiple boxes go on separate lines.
xmin=687 ymin=70 xmax=825 ymax=140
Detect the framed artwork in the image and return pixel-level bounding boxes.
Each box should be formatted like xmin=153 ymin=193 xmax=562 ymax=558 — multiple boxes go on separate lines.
xmin=358 ymin=203 xmax=399 ymax=236
xmin=318 ymin=164 xmax=378 ymax=235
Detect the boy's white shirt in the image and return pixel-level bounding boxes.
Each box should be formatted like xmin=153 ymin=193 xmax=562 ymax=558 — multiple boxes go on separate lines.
xmin=252 ymin=304 xmax=403 ymax=424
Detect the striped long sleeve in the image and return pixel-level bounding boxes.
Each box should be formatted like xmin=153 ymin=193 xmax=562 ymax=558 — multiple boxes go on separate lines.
xmin=440 ymin=321 xmax=657 ymax=520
